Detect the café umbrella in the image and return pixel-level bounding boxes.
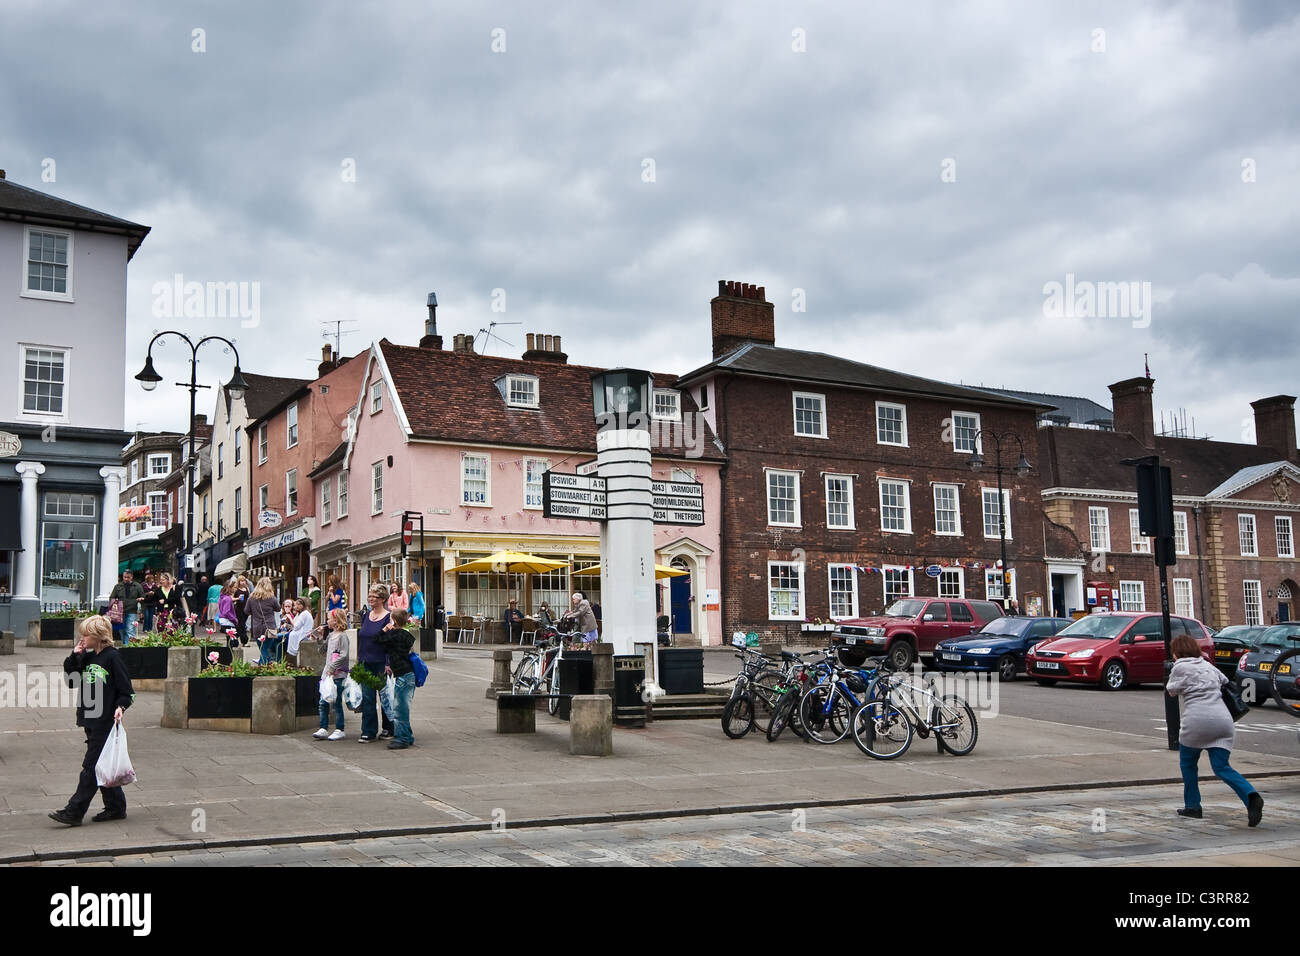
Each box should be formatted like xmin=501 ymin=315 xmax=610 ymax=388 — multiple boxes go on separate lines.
xmin=572 ymin=563 xmax=688 ymax=580
xmin=445 ymin=551 xmax=570 ymax=575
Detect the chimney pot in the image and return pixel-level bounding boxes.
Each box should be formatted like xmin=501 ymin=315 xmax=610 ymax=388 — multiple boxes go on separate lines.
xmin=553 ymin=335 xmax=561 ymax=353
xmin=526 ymin=333 xmax=535 ymax=352
xmin=1251 ymin=395 xmax=1298 ymax=464
xmin=1108 ymin=377 xmax=1157 ymax=449
xmin=712 ymin=278 xmax=776 ymax=358
xmin=322 ymin=344 xmax=332 ymax=362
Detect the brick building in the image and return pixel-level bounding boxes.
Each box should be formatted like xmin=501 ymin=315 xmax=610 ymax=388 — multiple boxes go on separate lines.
xmin=1037 ymin=377 xmax=1300 ymax=628
xmin=676 ymin=281 xmax=1049 ymax=643
xmin=116 ymin=429 xmax=183 ymax=574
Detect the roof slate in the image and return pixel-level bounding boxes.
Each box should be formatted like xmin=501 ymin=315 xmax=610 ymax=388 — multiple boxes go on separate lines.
xmin=0 ymin=177 xmax=150 ymax=257
xmin=240 ymin=373 xmax=314 ymax=424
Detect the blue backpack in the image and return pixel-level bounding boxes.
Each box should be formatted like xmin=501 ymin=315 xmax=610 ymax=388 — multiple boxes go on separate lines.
xmin=408 ymin=652 xmax=428 ymax=688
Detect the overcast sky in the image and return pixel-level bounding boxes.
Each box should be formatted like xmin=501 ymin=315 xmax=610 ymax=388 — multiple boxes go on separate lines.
xmin=3 ymin=0 xmax=1297 ymax=446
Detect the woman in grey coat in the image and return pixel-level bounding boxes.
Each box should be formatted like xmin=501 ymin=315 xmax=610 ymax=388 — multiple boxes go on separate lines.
xmin=1165 ymin=633 xmax=1263 ymax=825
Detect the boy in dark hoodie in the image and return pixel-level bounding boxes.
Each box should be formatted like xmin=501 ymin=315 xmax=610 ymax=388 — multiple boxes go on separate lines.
xmin=378 ymin=608 xmax=417 ymax=749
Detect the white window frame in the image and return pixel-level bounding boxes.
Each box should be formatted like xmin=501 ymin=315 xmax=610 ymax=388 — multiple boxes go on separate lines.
xmin=286 ymin=403 xmax=299 ymax=448
xmin=462 ymin=453 xmax=490 ymax=507
xmin=698 ymin=384 xmax=709 ymax=411
xmin=933 ymin=483 xmax=962 ymax=536
xmin=217 ymin=498 xmax=225 ymax=535
xmin=875 ymin=401 xmax=908 ymax=447
xmin=792 ymin=391 xmax=827 ymax=439
xmin=370 ymin=380 xmax=383 ymax=414
xmin=1118 ymin=580 xmax=1146 ymax=612
xmin=882 ymin=565 xmax=915 ymax=604
xmin=1277 ymin=516 xmax=1294 ymax=559
xmin=506 ymin=374 xmax=539 ymax=409
xmin=217 ymin=442 xmax=225 ymax=480
xmin=371 ymin=461 xmax=384 ymax=515
xmin=258 ymin=424 xmax=268 ymax=464
xmin=985 ymin=568 xmax=1018 ymax=602
xmin=337 ymin=470 xmax=349 ymax=518
xmin=234 ymin=429 xmax=242 ymax=466
xmin=939 ymin=568 xmax=965 ymax=598
xmin=982 ymin=488 xmax=1012 ymax=539
xmin=523 ymin=457 xmax=550 ymax=510
xmin=652 ymin=389 xmax=681 ymax=421
xmin=234 ymin=486 xmax=242 ymax=530
xmin=1129 ymin=508 xmax=1150 ymax=554
xmin=148 ymin=454 xmax=171 ymax=477
xmin=285 ymin=469 xmax=298 ymax=516
xmin=321 ymin=478 xmax=332 ymax=525
xmin=827 ymin=564 xmax=859 ymax=620
xmin=1089 ymin=507 xmax=1111 ymax=552
xmin=951 ymin=410 xmax=982 ymax=455
xmin=878 ymin=478 xmax=912 ymax=534
xmin=1174 ymin=511 xmax=1189 ymax=555
xmin=21 ymin=226 xmax=74 ymax=302
xmin=767 ymin=561 xmax=805 ymax=621
xmin=1243 ymin=580 xmax=1262 ymax=627
xmin=18 ymin=344 xmax=70 ymax=421
xmin=765 ymin=469 xmax=801 ymax=528
xmin=1173 ymin=578 xmax=1194 ymax=618
xmin=258 ymin=484 xmax=268 ymax=510
xmin=824 ymin=474 xmax=854 ymax=531
xmin=129 ymin=459 xmax=139 ymax=486
xmin=147 ymin=491 xmax=168 ymax=529
xmin=1238 ymin=514 xmax=1258 ymax=557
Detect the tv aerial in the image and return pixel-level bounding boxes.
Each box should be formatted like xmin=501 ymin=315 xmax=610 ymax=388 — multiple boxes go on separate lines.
xmin=475 ymin=320 xmax=521 ymax=355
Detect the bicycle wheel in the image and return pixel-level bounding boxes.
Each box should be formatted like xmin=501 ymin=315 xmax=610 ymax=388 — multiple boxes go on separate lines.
xmin=511 ymin=655 xmax=537 ymax=695
xmin=934 ymin=694 xmax=979 ymax=756
xmin=722 ymin=694 xmax=756 ymax=739
xmin=851 ymin=700 xmax=913 ymax=759
xmin=766 ymin=688 xmax=800 ymax=742
xmin=1268 ymin=647 xmax=1300 ymax=718
xmin=750 ymin=670 xmax=782 ymax=719
xmin=799 ymin=685 xmax=851 ymax=744
xmin=546 ymin=661 xmax=562 ymax=716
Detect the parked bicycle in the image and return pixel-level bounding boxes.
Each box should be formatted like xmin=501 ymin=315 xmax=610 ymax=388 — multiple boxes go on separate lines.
xmin=766 ymin=651 xmax=828 ymax=742
xmin=511 ymin=633 xmax=568 ymax=716
xmin=722 ymin=644 xmax=779 ymax=738
xmin=800 ymin=659 xmax=883 ymax=744
xmin=851 ymin=666 xmax=978 ymax=760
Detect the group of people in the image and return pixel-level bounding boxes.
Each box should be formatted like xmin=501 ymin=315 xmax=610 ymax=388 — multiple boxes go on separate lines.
xmin=502 ymin=591 xmax=599 ymax=643
xmin=107 ymin=569 xmax=202 ymax=642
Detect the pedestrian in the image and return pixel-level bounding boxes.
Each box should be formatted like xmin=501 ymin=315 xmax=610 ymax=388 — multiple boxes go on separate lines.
xmin=49 ymin=615 xmax=135 ymax=826
xmin=305 ymin=574 xmax=322 ymax=619
xmin=140 ymin=570 xmax=158 ymax=633
xmin=536 ymin=601 xmax=555 ymax=628
xmin=264 ymin=597 xmax=293 ymax=664
xmin=216 ymin=580 xmax=238 ymax=645
xmin=325 ymin=575 xmax=347 ymax=621
xmin=108 ymin=570 xmax=144 ymax=644
xmin=564 ymin=591 xmax=600 ymax=643
xmin=313 ymin=608 xmax=351 ymax=741
xmin=205 ymin=574 xmax=222 ymax=626
xmin=247 ymin=577 xmax=281 ymax=658
xmin=379 ymin=608 xmax=417 ymax=749
xmin=234 ymin=574 xmax=251 ymax=645
xmin=386 ymin=581 xmax=408 ymax=614
xmin=502 ymin=598 xmax=524 ymax=643
xmin=286 ymin=598 xmax=315 ymax=666
xmin=356 ymin=584 xmax=395 ymax=742
xmin=1166 ymin=632 xmax=1263 ymax=826
xmin=154 ymin=572 xmax=181 ymax=630
xmin=408 ymin=581 xmax=425 ymax=626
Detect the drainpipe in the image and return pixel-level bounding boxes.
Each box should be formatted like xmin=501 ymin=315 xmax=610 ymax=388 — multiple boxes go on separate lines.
xmin=717 ymin=371 xmax=736 ymax=642
xmin=1192 ymin=505 xmax=1208 ymax=624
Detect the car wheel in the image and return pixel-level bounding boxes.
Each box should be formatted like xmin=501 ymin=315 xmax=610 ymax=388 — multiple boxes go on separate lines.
xmin=997 ymin=654 xmax=1017 ymax=682
xmin=887 ymin=641 xmax=915 ymax=671
xmin=1101 ymin=660 xmax=1126 ymax=691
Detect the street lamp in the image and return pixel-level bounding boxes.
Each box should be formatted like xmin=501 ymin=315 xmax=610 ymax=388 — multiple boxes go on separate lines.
xmin=134 ymin=332 xmax=247 ymax=559
xmin=591 ymin=368 xmax=652 ymax=422
xmin=968 ymin=428 xmax=1031 ymax=613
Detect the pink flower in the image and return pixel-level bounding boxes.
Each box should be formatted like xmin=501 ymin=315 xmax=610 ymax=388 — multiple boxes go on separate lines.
xmin=208 ymin=651 xmax=219 ymax=663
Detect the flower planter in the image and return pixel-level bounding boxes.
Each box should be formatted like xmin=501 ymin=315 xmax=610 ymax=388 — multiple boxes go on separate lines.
xmin=163 ymin=675 xmax=321 ymax=734
xmin=294 ymin=675 xmax=320 ymax=718
xmin=188 ymin=676 xmax=253 ymax=719
xmin=29 ymin=616 xmax=88 ymax=647
xmin=119 ymin=645 xmax=200 ymax=691
xmin=200 ymin=645 xmax=234 ymax=668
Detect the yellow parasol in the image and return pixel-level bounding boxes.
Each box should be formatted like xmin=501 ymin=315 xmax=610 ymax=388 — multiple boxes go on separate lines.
xmin=445 ymin=551 xmax=571 ymax=575
xmin=572 ymin=563 xmax=688 ymax=580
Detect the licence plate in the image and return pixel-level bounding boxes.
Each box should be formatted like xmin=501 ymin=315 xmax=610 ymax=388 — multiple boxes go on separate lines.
xmin=1280 ymin=664 xmax=1292 ymax=675
xmin=845 ymin=637 xmax=858 ymax=645
xmin=942 ymin=653 xmax=962 ymax=661
xmin=1036 ymin=661 xmax=1061 ymax=670
xmin=1260 ymin=662 xmax=1272 ymax=672
xmin=1215 ymin=650 xmax=1231 ymax=658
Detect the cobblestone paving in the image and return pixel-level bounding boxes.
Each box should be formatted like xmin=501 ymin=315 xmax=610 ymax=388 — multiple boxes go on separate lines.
xmin=30 ymin=783 xmax=1300 ymax=867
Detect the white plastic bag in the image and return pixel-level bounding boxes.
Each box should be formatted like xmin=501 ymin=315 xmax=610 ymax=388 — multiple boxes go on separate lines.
xmin=95 ymin=723 xmax=136 ymax=788
xmin=381 ymin=675 xmax=396 ymax=712
xmin=319 ymin=675 xmax=338 ymax=703
xmin=342 ymin=676 xmax=363 ymax=711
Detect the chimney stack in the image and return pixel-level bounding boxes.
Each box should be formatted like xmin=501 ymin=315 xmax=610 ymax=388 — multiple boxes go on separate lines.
xmin=521 ymin=331 xmax=568 ymax=364
xmin=0 ymin=170 xmax=6 ymax=180
xmin=318 ymin=344 xmax=338 ymax=376
xmin=1108 ymin=377 xmax=1156 ymax=449
xmin=711 ymin=279 xmax=775 ymax=358
xmin=452 ymin=334 xmax=476 ymax=354
xmin=420 ymin=292 xmax=443 ymax=349
xmin=1251 ymin=395 xmax=1298 ymax=464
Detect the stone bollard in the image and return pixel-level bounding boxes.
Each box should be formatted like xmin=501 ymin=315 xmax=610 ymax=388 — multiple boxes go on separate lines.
xmin=297 ymin=639 xmax=326 ymax=674
xmin=167 ymin=645 xmax=199 ymax=678
xmin=591 ymin=642 xmax=614 ymax=701
xmin=570 ymin=695 xmax=613 ymax=756
xmin=251 ymin=676 xmax=297 ymax=735
xmin=0 ymin=630 xmax=13 ymax=655
xmin=160 ymin=677 xmax=189 ymax=729
xmin=486 ymin=648 xmax=513 ymax=699
xmin=496 ymin=694 xmax=536 ymax=734
xmin=418 ymin=626 xmax=439 ymax=662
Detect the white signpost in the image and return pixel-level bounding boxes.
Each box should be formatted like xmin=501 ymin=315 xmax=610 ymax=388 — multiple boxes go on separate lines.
xmin=541 ymin=473 xmax=607 ymax=520
xmin=650 ymin=479 xmax=704 ymax=525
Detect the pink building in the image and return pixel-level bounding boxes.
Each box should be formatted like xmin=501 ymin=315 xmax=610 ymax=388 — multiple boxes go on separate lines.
xmin=311 ymin=305 xmax=726 ymax=645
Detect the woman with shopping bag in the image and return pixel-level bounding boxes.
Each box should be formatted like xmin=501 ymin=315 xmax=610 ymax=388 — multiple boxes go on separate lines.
xmin=313 ymin=609 xmax=351 ymax=740
xmin=50 ymin=615 xmax=136 ymax=826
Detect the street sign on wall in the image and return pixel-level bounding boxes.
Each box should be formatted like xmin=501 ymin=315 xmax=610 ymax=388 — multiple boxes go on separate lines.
xmin=0 ymin=431 xmax=20 ymax=458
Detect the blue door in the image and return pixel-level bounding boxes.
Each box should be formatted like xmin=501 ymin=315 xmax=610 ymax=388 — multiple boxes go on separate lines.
xmin=670 ymin=571 xmax=692 ymax=634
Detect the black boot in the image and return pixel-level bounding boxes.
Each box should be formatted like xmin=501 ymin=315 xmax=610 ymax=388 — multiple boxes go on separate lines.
xmin=1248 ymin=792 xmax=1263 ymax=827
xmin=1176 ymin=807 xmax=1202 ymax=819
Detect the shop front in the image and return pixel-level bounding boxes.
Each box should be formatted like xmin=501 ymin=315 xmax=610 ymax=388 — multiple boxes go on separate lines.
xmin=244 ymin=519 xmax=314 ymax=600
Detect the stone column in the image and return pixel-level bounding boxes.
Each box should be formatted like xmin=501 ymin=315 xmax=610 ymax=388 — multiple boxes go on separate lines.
xmin=13 ymin=462 xmax=45 ymax=600
xmin=98 ymin=466 xmax=128 ymax=605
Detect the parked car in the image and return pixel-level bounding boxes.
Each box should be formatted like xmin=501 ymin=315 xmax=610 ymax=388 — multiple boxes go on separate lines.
xmin=1209 ymin=625 xmax=1266 ymax=678
xmin=1235 ymin=624 xmax=1300 ymax=705
xmin=1024 ymin=612 xmax=1214 ymax=691
xmin=832 ymin=597 xmax=1004 ymax=669
xmin=934 ymin=616 xmax=1074 ymax=681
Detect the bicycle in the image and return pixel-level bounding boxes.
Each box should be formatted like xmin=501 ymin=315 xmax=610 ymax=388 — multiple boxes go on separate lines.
xmin=722 ymin=645 xmax=777 ymax=738
xmin=511 ymin=632 xmax=569 ymax=716
xmin=766 ymin=653 xmax=821 ymax=742
xmin=852 ymin=667 xmax=978 ymax=760
xmin=799 ymin=659 xmax=881 ymax=744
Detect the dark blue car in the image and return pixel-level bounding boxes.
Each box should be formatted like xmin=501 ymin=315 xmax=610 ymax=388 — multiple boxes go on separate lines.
xmin=934 ymin=616 xmax=1074 ymax=681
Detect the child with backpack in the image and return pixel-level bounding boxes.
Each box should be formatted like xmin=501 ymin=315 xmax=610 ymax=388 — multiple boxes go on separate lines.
xmin=378 ymin=609 xmax=420 ymax=750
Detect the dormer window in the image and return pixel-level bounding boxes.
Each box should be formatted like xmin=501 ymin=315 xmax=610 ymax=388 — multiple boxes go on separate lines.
xmin=498 ymin=374 xmax=539 ymax=409
xmin=652 ymin=389 xmax=681 ymax=421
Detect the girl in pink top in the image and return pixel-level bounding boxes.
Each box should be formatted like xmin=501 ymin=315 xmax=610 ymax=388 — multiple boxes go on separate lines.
xmin=386 ymin=582 xmax=409 ymax=613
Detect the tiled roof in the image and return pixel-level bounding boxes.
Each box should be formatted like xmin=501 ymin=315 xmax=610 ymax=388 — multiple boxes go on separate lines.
xmin=309 ymin=441 xmax=347 ymax=478
xmin=0 ymin=177 xmax=150 ymax=258
xmin=676 ymin=343 xmax=1052 ymax=412
xmin=976 ymin=388 xmax=1113 ymax=426
xmin=377 ymin=340 xmax=723 ymax=460
xmin=240 ymin=373 xmax=313 ymax=424
xmin=1038 ymin=425 xmax=1288 ymax=497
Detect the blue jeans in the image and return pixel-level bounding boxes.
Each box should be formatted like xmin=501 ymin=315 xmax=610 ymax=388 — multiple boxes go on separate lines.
xmin=1180 ymin=745 xmax=1256 ymax=809
xmin=390 ymin=672 xmax=416 ymax=745
xmin=360 ymin=667 xmax=394 ymax=739
xmin=259 ymin=636 xmax=284 ymax=664
xmin=124 ymin=614 xmax=138 ymax=643
xmin=318 ymin=677 xmax=345 ymax=731
xmin=142 ymin=607 xmax=154 ymax=632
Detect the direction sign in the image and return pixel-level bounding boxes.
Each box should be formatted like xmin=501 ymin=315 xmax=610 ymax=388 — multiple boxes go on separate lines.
xmin=543 ymin=472 xmax=607 ymax=520
xmin=576 ymin=459 xmax=599 ymax=476
xmin=650 ymin=478 xmax=704 ymax=525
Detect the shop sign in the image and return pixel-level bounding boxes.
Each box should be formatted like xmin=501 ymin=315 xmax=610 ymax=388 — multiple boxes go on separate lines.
xmin=0 ymin=431 xmax=20 ymax=458
xmin=245 ymin=524 xmax=310 ymax=558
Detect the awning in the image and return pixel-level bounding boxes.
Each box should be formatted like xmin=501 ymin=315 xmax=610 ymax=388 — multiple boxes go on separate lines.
xmin=0 ymin=483 xmax=21 ymax=551
xmin=214 ymin=552 xmax=249 ymax=578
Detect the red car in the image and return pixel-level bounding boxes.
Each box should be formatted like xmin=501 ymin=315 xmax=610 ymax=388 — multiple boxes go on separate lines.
xmin=1025 ymin=612 xmax=1214 ymax=691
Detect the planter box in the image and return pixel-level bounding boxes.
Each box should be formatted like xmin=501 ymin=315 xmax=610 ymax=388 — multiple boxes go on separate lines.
xmin=120 ymin=646 xmax=200 ymax=691
xmin=188 ymin=676 xmax=253 ymax=719
xmin=294 ymin=675 xmax=320 ymax=718
xmin=164 ymin=675 xmax=320 ymax=734
xmin=29 ymin=616 xmax=87 ymax=647
xmin=199 ymin=645 xmax=234 ymax=668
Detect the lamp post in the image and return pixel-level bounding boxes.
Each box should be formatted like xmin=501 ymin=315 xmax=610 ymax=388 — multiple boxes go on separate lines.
xmin=590 ymin=368 xmax=656 ymax=661
xmin=134 ymin=333 xmax=248 ymax=561
xmin=967 ymin=429 xmax=1031 ymax=613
